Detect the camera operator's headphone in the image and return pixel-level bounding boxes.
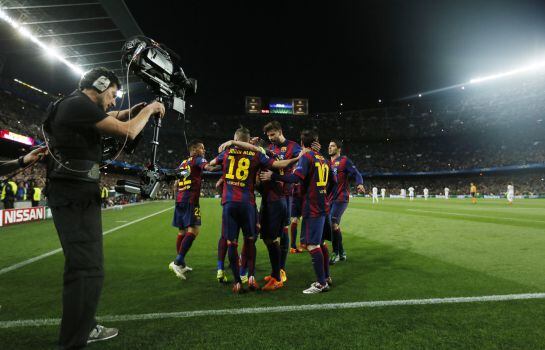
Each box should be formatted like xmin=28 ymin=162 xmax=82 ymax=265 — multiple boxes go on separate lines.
xmin=92 ymin=76 xmax=111 ymax=93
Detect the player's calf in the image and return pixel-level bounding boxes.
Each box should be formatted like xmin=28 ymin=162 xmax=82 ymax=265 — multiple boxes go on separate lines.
xmin=227 ymin=240 xmax=242 ymax=284
xmin=217 ymin=235 xmax=228 ymax=283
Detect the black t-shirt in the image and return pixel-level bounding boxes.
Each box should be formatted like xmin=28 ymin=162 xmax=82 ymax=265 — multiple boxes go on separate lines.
xmin=50 ymin=90 xmax=107 ymax=162
xmin=47 ymin=90 xmax=107 ymax=206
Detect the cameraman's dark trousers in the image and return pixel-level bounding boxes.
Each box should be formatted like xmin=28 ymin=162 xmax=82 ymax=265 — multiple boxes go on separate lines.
xmin=48 ymin=180 xmax=103 ymax=349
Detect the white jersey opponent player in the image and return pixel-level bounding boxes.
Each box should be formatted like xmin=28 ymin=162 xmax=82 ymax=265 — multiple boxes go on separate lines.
xmin=381 ymin=188 xmax=386 ymax=200
xmin=423 ymin=188 xmax=429 ymax=200
xmin=408 ymin=186 xmax=415 ymax=201
xmin=372 ymin=187 xmax=379 ymax=203
xmin=444 ymin=187 xmax=449 ymax=199
xmin=400 ymin=189 xmax=406 ymax=198
xmin=507 ymin=184 xmax=514 ymax=204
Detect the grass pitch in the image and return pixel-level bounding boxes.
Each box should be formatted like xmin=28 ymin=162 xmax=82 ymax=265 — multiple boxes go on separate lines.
xmin=1 ymin=198 xmax=545 ymax=349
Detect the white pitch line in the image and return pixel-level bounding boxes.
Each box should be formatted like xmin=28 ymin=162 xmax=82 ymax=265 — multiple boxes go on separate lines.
xmin=407 ymin=209 xmax=545 ymax=224
xmin=1 ymin=292 xmax=544 ymax=329
xmin=0 ymin=207 xmax=172 ymax=276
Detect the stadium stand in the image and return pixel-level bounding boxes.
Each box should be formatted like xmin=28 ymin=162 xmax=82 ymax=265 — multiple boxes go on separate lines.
xmin=1 ymin=71 xmax=545 ymax=207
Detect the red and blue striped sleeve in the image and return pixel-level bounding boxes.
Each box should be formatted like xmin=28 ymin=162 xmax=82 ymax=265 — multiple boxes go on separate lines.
xmin=258 ymin=151 xmax=274 ymax=168
xmin=195 ymin=156 xmax=208 ymax=169
xmin=327 ymin=162 xmax=337 ymax=194
xmin=345 ymin=157 xmax=363 ymax=185
xmin=213 ymin=151 xmax=226 ymax=165
xmin=290 ymin=142 xmax=302 ymax=158
xmin=293 ymin=154 xmax=310 ymax=180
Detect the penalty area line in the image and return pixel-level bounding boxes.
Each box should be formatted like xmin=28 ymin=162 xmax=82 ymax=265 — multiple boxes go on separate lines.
xmin=1 ymin=292 xmax=545 ymax=329
xmin=0 ymin=207 xmax=172 ymax=276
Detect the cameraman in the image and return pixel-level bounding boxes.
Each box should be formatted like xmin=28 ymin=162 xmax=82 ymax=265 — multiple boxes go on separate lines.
xmin=44 ymin=67 xmax=165 ymax=349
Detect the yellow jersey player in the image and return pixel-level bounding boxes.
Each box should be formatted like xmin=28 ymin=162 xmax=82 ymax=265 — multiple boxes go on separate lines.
xmin=470 ymin=183 xmax=477 ymax=204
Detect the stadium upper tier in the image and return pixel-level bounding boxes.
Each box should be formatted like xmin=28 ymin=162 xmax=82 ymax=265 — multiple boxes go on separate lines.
xmin=0 ymin=71 xmax=544 ymax=174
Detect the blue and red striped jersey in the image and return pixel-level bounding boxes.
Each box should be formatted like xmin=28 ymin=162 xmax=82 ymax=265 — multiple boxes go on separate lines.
xmin=293 ymin=151 xmax=333 ymax=217
xmin=214 ymin=146 xmax=274 ymax=205
xmin=329 ymin=155 xmax=363 ymax=203
xmin=175 ymin=156 xmax=207 ymax=205
xmin=268 ymin=139 xmax=301 ymax=196
xmin=258 ymin=149 xmax=284 ymax=202
xmin=292 ymin=182 xmax=302 ymax=198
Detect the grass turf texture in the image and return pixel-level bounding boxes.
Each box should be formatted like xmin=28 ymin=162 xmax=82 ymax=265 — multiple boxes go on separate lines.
xmin=1 ymin=198 xmax=545 ymax=349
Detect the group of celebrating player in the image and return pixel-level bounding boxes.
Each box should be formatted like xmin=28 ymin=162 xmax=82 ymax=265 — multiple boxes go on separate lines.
xmin=167 ymin=121 xmax=364 ymax=294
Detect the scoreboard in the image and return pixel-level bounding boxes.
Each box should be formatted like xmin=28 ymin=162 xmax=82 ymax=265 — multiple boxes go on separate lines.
xmin=245 ymin=96 xmax=262 ymax=114
xmin=245 ymin=96 xmax=308 ymax=115
xmin=293 ymin=98 xmax=308 ymax=115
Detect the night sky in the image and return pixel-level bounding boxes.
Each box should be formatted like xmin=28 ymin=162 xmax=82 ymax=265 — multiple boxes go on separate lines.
xmin=125 ymin=0 xmax=545 ymax=114
xmin=3 ymin=1 xmax=545 ymax=115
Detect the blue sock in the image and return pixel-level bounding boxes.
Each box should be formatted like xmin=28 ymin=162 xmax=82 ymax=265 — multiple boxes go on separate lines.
xmin=310 ymin=247 xmax=326 ymax=285
xmin=175 ymin=253 xmax=185 ymax=267
xmin=217 ymin=236 xmax=227 ymax=270
xmin=321 ymin=244 xmax=330 ymax=279
xmin=228 ymin=243 xmax=241 ymax=283
xmin=175 ymin=233 xmax=196 ymax=267
xmin=279 ymin=228 xmax=289 ymax=269
xmin=337 ymin=228 xmax=344 ymax=254
xmin=266 ymin=241 xmax=281 ymax=281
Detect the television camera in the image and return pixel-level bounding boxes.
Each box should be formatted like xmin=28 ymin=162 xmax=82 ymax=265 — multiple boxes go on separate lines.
xmin=114 ymin=36 xmax=197 ymax=198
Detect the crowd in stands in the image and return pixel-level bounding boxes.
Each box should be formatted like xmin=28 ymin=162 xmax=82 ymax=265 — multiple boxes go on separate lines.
xmin=0 ymin=90 xmax=45 ymax=141
xmin=2 ymin=70 xmax=545 ymax=205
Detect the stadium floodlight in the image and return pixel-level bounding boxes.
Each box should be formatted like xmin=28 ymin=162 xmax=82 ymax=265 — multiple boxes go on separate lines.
xmin=18 ymin=26 xmax=32 ymax=38
xmin=45 ymin=45 xmax=61 ymax=59
xmin=0 ymin=8 xmax=83 ymax=76
xmin=397 ymin=55 xmax=545 ymax=101
xmin=0 ymin=8 xmax=18 ymax=28
xmin=469 ymin=60 xmax=545 ymax=84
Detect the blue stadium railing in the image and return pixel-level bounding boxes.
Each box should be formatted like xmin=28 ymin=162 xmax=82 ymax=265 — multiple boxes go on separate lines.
xmin=104 ymin=160 xmax=545 ymax=177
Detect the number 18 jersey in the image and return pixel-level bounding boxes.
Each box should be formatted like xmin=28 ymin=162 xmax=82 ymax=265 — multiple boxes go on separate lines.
xmin=214 ymin=146 xmax=274 ymax=205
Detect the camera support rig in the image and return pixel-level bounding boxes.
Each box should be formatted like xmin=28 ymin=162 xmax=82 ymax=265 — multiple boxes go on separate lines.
xmin=114 ymin=36 xmax=196 ymax=199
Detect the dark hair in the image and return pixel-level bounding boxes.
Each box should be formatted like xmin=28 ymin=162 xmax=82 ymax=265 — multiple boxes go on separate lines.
xmin=79 ymin=67 xmax=121 ymax=92
xmin=330 ymin=139 xmax=343 ymax=149
xmin=263 ymin=120 xmax=282 ymax=133
xmin=235 ymin=126 xmax=250 ymax=142
xmin=300 ymin=129 xmax=318 ymax=147
xmin=188 ymin=139 xmax=204 ymax=152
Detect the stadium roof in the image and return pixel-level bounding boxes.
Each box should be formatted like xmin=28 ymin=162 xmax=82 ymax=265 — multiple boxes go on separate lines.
xmin=0 ymin=0 xmax=143 ymax=91
xmin=3 ymin=1 xmax=545 ymax=114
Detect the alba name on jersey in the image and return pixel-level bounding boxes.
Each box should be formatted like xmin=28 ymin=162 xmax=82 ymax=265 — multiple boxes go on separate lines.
xmin=215 ymin=147 xmax=274 ymax=205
